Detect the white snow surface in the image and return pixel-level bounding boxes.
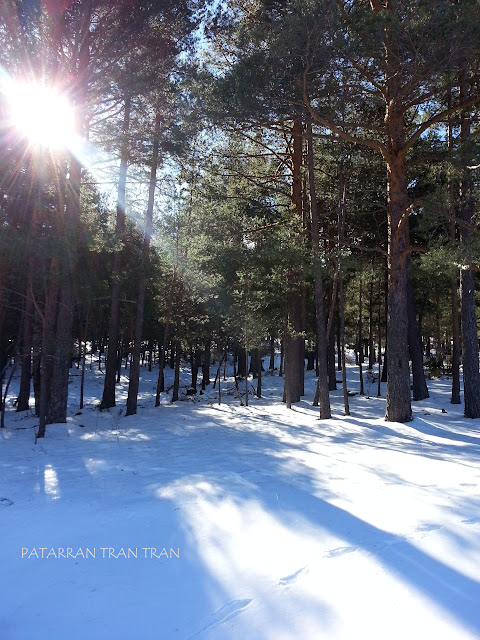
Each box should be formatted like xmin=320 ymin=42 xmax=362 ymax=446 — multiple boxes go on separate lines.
xmin=1 ymin=360 xmax=480 ymax=639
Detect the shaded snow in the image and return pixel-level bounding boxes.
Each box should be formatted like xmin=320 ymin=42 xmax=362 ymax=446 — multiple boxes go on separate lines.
xmin=1 ymin=361 xmax=480 ymax=639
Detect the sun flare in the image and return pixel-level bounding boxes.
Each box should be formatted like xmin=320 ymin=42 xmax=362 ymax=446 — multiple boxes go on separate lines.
xmin=7 ymin=81 xmax=76 ymax=150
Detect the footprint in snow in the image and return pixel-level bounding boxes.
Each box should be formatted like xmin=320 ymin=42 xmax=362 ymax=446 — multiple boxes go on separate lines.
xmin=326 ymin=546 xmax=358 ymax=558
xmin=462 ymin=517 xmax=480 ymax=525
xmin=279 ymin=566 xmax=308 ymax=587
xmin=189 ymin=599 xmax=253 ymax=638
xmin=416 ymin=524 xmax=441 ymax=532
xmin=0 ymin=497 xmax=13 ymax=506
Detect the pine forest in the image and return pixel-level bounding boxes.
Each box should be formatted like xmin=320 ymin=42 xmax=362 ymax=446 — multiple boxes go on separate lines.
xmin=1 ymin=2 xmax=480 ymax=638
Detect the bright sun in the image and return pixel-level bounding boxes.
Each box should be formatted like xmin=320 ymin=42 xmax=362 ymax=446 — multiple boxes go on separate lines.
xmin=7 ymin=82 xmax=76 ymax=150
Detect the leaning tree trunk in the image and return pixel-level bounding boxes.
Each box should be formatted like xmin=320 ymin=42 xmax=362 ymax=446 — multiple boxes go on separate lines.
xmin=102 ymin=95 xmax=131 ymax=410
xmin=126 ymin=111 xmax=160 ymax=416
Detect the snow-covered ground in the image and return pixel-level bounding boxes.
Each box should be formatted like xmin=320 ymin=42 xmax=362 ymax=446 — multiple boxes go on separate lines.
xmin=1 ymin=359 xmax=480 ymax=639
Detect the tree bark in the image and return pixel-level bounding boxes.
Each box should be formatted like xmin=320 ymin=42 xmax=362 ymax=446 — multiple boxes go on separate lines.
xmin=101 ymin=94 xmax=131 ymax=409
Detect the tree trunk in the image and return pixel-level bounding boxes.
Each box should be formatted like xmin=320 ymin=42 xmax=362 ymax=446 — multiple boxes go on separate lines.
xmin=459 ymin=64 xmax=480 ymax=418
xmin=407 ymin=272 xmax=429 ymax=401
xmin=368 ymin=260 xmax=375 ymax=370
xmin=32 ymin=312 xmax=41 ymax=416
xmin=80 ymin=306 xmax=89 ymax=410
xmin=384 ymin=148 xmax=412 ymax=422
xmin=126 ymin=111 xmax=160 ymax=416
xmin=284 ymin=290 xmax=303 ymax=405
xmin=101 ymin=94 xmax=131 ymax=410
xmin=249 ymin=348 xmax=258 ymax=379
xmin=377 ymin=270 xmax=382 ymax=397
xmin=156 ymin=266 xmax=176 ymax=406
xmin=279 ymin=335 xmax=284 ymax=377
xmin=447 ymin=86 xmax=461 ymax=405
xmin=172 ymin=326 xmax=181 ymax=403
xmin=16 ymin=292 xmax=34 ymax=412
xmin=269 ymin=335 xmax=275 ymax=370
xmin=237 ymin=343 xmax=246 ymax=378
xmin=306 ymin=120 xmax=331 ymax=418
xmin=48 ymin=32 xmax=88 ymax=422
xmin=244 ymin=338 xmax=249 ymax=407
xmin=337 ymin=178 xmax=350 ymax=416
xmin=48 ymin=270 xmax=74 ymax=423
xmin=358 ymin=275 xmax=364 ymax=396
xmin=283 ymin=119 xmax=306 ymax=407
xmin=336 ymin=312 xmax=342 ymax=371
xmin=203 ymin=340 xmax=211 ymax=387
xmin=327 ymin=317 xmax=337 ymax=390
xmin=435 ymin=289 xmax=443 ymax=363
xmin=257 ymin=350 xmax=262 ymax=398
xmin=37 ymin=259 xmax=60 ymax=438
xmin=339 ymin=259 xmax=350 ymax=416
xmin=191 ymin=348 xmax=199 ymax=392
xmin=450 ymin=273 xmax=461 ymax=404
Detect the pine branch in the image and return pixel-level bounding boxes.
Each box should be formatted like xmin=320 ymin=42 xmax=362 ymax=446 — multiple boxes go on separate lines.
xmin=404 ymin=94 xmax=480 ymax=155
